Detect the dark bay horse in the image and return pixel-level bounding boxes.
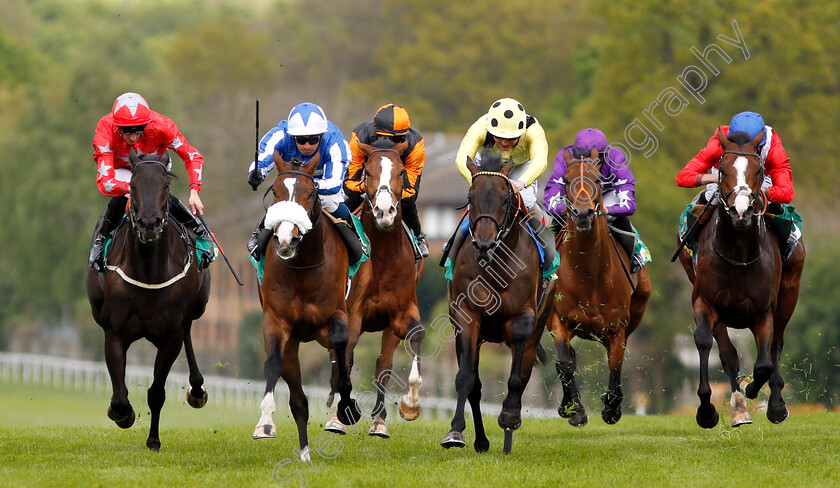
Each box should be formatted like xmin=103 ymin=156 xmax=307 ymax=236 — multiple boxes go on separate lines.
xmin=252 ymin=153 xmax=360 ymax=462
xmin=547 ymin=149 xmax=651 ymax=426
xmin=326 ymin=139 xmax=425 ymax=438
xmin=678 ymin=129 xmax=805 ymax=428
xmin=440 ymin=150 xmax=548 ymax=454
xmin=85 ymin=152 xmax=210 ymax=451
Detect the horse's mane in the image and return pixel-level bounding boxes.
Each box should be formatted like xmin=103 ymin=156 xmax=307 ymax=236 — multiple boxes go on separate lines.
xmin=726 ymin=131 xmax=753 ymax=146
xmin=476 ymin=148 xmax=505 ymax=171
xmin=371 ymin=137 xmax=398 ymax=150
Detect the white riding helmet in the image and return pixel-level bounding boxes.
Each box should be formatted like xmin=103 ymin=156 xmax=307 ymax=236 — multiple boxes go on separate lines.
xmin=485 ymin=98 xmax=527 ymax=139
xmin=287 ymin=102 xmax=328 ymax=136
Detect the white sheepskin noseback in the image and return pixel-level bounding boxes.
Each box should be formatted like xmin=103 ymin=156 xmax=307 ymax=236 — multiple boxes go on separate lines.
xmin=264 ymin=201 xmax=313 ymax=234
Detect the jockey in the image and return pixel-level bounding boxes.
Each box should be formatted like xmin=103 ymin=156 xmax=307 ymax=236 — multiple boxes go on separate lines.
xmin=246 ymin=102 xmax=363 ymax=263
xmin=450 ymin=97 xmax=555 ymax=274
xmin=544 ymin=128 xmax=650 ymax=273
xmin=89 ymin=92 xmax=212 ymax=272
xmin=344 ymin=103 xmax=429 ymax=257
xmin=676 ymin=111 xmax=801 ymax=262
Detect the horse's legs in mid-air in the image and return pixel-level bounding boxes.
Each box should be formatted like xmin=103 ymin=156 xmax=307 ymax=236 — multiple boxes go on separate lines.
xmin=104 ymin=330 xmax=135 ymax=429
xmin=441 ymin=318 xmax=479 ymax=449
xmin=745 ymin=314 xmax=774 ymax=399
xmin=146 ymin=330 xmax=184 ymax=451
xmin=329 ymin=315 xmax=361 ymax=427
xmin=601 ymin=330 xmax=627 ymax=424
xmin=398 ymin=318 xmax=425 ymax=421
xmin=182 ymin=322 xmax=207 ymax=409
xmin=713 ymin=327 xmax=752 ymax=427
xmin=368 ymin=330 xmax=402 ymax=437
xmin=468 ymin=342 xmax=488 ymax=453
xmin=549 ymin=315 xmax=587 ymax=426
xmin=324 ymin=327 xmax=361 ymax=434
xmin=693 ymin=302 xmax=720 ymax=428
xmin=498 ymin=311 xmax=536 ymax=434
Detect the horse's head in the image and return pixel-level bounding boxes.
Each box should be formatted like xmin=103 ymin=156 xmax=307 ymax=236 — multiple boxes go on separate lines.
xmin=467 ymin=149 xmax=515 ymax=262
xmin=717 ymin=128 xmax=766 ymax=230
xmin=128 ymin=151 xmax=174 ymax=244
xmin=563 ymin=147 xmax=604 ymax=233
xmin=359 ymin=138 xmax=409 ymax=229
xmin=264 ymin=152 xmax=321 ymax=260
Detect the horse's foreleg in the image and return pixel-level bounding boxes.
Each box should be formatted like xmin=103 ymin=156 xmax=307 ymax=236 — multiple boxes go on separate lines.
xmin=766 ymin=327 xmax=789 ymax=423
xmin=182 ymin=322 xmax=207 ymax=409
xmin=399 ymin=318 xmax=425 ymax=422
xmin=441 ymin=322 xmax=478 ymax=449
xmin=694 ymin=304 xmax=719 ymax=428
xmin=368 ymin=330 xmax=401 ymax=438
xmin=746 ymin=314 xmax=774 ymax=399
xmin=468 ymin=344 xmax=488 ymax=453
xmin=499 ymin=311 xmax=536 ymax=433
xmin=254 ymin=322 xmax=286 ymax=440
xmin=330 ymin=315 xmax=361 ymax=426
xmin=550 ymin=315 xmax=586 ymax=426
xmin=601 ymin=331 xmax=627 ymax=425
xmin=713 ymin=328 xmax=752 ymax=427
xmin=103 ymin=330 xmax=135 ymax=429
xmin=281 ymin=341 xmax=313 ymax=461
xmin=146 ymin=330 xmax=184 ymax=451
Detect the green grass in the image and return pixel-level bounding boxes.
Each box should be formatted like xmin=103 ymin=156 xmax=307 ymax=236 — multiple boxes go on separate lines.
xmin=1 ymin=382 xmax=839 ymax=487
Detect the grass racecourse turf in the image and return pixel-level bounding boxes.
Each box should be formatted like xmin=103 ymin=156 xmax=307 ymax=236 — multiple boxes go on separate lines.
xmin=0 ymin=381 xmax=838 ymax=487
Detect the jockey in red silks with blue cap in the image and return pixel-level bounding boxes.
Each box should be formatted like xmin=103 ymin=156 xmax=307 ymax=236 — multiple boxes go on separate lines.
xmin=676 ymin=111 xmax=801 ymax=262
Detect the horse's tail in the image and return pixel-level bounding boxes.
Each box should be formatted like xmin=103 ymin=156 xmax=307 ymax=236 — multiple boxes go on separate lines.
xmin=534 ymin=343 xmax=548 ymax=367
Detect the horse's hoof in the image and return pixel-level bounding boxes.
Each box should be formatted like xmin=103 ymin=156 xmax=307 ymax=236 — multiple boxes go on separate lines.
xmin=474 ymin=437 xmax=490 ymax=453
xmin=558 ymin=402 xmax=575 ymax=418
xmin=336 ymin=398 xmax=362 ymax=426
xmin=107 ymin=405 xmax=136 ymax=429
xmin=146 ymin=438 xmax=161 ymax=452
xmin=731 ymin=415 xmax=753 ymax=428
xmin=441 ymin=430 xmax=465 ymax=449
xmin=398 ymin=400 xmax=420 ymax=421
xmin=368 ymin=418 xmax=390 ymax=438
xmin=186 ymin=387 xmax=208 ymax=409
xmin=498 ymin=410 xmax=522 ymax=431
xmin=252 ymin=423 xmax=277 ymax=439
xmin=324 ymin=419 xmax=346 ymax=435
xmin=767 ymin=404 xmax=789 ymax=424
xmin=696 ymin=405 xmax=720 ymax=429
xmin=569 ymin=411 xmax=588 ymax=427
xmin=602 ymin=406 xmax=622 ymax=425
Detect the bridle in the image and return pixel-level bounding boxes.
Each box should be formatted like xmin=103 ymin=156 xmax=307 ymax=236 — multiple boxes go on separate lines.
xmin=563 ymin=158 xmax=606 ymax=221
xmin=363 ymin=148 xmax=410 ymax=213
xmin=272 ymin=167 xmax=325 ymax=269
xmin=468 ymin=170 xmax=521 ymax=245
xmin=128 ymin=160 xmax=172 ymax=242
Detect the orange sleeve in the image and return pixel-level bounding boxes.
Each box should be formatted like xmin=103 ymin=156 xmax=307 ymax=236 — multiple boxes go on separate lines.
xmin=402 ymin=139 xmax=425 ymax=198
xmin=345 ymin=132 xmax=366 ymax=193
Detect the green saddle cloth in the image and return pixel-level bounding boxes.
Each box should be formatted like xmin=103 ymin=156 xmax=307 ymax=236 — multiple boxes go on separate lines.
xmin=101 ymin=218 xmax=216 ymax=271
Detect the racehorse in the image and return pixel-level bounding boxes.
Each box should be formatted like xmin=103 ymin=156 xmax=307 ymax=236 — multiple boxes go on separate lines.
xmin=325 ymin=139 xmax=425 ymax=438
xmin=678 ymin=129 xmax=805 ymax=428
xmin=440 ymin=149 xmax=548 ymax=454
xmin=252 ymin=153 xmax=361 ymax=462
xmin=85 ymin=152 xmax=211 ymax=451
xmin=546 ymin=148 xmax=651 ymax=426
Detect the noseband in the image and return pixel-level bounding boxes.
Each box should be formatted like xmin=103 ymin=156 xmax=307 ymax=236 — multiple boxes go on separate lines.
xmin=469 ymin=171 xmax=519 ymax=244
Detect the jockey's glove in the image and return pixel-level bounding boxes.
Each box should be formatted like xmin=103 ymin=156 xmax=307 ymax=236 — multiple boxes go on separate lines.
xmin=248 ymin=168 xmax=264 ymax=191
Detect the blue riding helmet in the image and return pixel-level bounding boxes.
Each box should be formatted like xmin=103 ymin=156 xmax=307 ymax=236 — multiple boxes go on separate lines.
xmin=729 ymin=111 xmax=765 ymax=144
xmin=287 ymin=102 xmax=328 ymax=136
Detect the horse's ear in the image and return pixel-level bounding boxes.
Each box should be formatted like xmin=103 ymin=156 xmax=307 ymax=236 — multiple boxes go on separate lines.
xmin=563 ymin=148 xmax=572 ymax=163
xmin=749 ymin=129 xmax=764 ymax=148
xmin=394 ymin=139 xmax=409 ymax=154
xmin=466 ymin=155 xmax=479 ymax=175
xmin=302 ymin=151 xmax=321 ymax=174
xmin=717 ymin=127 xmax=730 ymax=147
xmin=501 ymin=156 xmax=514 ymax=175
xmin=273 ymin=150 xmax=287 ymax=168
xmin=591 ymin=147 xmax=600 ymax=162
xmin=358 ymin=141 xmax=375 ymax=157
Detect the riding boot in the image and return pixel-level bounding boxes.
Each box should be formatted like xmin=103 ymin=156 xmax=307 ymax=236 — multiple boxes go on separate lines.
xmin=248 ymin=216 xmax=273 ymax=261
xmin=527 ymin=208 xmax=556 ymax=275
xmin=170 ymin=196 xmax=213 ymax=269
xmin=89 ymin=202 xmax=125 ymax=272
xmin=610 ymin=216 xmax=642 ymax=273
xmin=334 ymin=220 xmax=364 ymax=264
xmin=402 ymin=198 xmax=429 ymax=258
xmin=441 ymin=222 xmax=468 ymax=268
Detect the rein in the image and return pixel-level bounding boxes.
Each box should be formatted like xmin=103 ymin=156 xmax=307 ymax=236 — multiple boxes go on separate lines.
xmin=710 ymin=211 xmax=765 ymax=267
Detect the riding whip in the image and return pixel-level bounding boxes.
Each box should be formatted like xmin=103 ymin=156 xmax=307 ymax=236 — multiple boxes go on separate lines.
xmin=249 ymin=98 xmax=261 ymax=190
xmin=197 ymin=214 xmax=244 ymax=286
xmin=670 ymin=197 xmax=714 ymax=262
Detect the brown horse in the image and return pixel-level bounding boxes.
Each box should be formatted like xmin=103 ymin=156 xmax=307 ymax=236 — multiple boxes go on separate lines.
xmin=326 ymin=139 xmax=425 ymax=437
xmin=678 ymin=129 xmax=805 ymax=428
xmin=85 ymin=152 xmax=211 ymax=451
xmin=252 ymin=153 xmax=361 ymax=462
xmin=546 ymin=149 xmax=651 ymax=426
xmin=440 ymin=149 xmax=548 ymax=454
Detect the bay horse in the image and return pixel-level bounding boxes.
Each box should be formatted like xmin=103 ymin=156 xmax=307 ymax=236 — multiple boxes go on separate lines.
xmin=85 ymin=152 xmax=211 ymax=451
xmin=326 ymin=139 xmax=425 ymax=438
xmin=252 ymin=153 xmax=361 ymax=462
xmin=440 ymin=149 xmax=548 ymax=454
xmin=678 ymin=129 xmax=805 ymax=428
xmin=547 ymin=148 xmax=651 ymax=426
